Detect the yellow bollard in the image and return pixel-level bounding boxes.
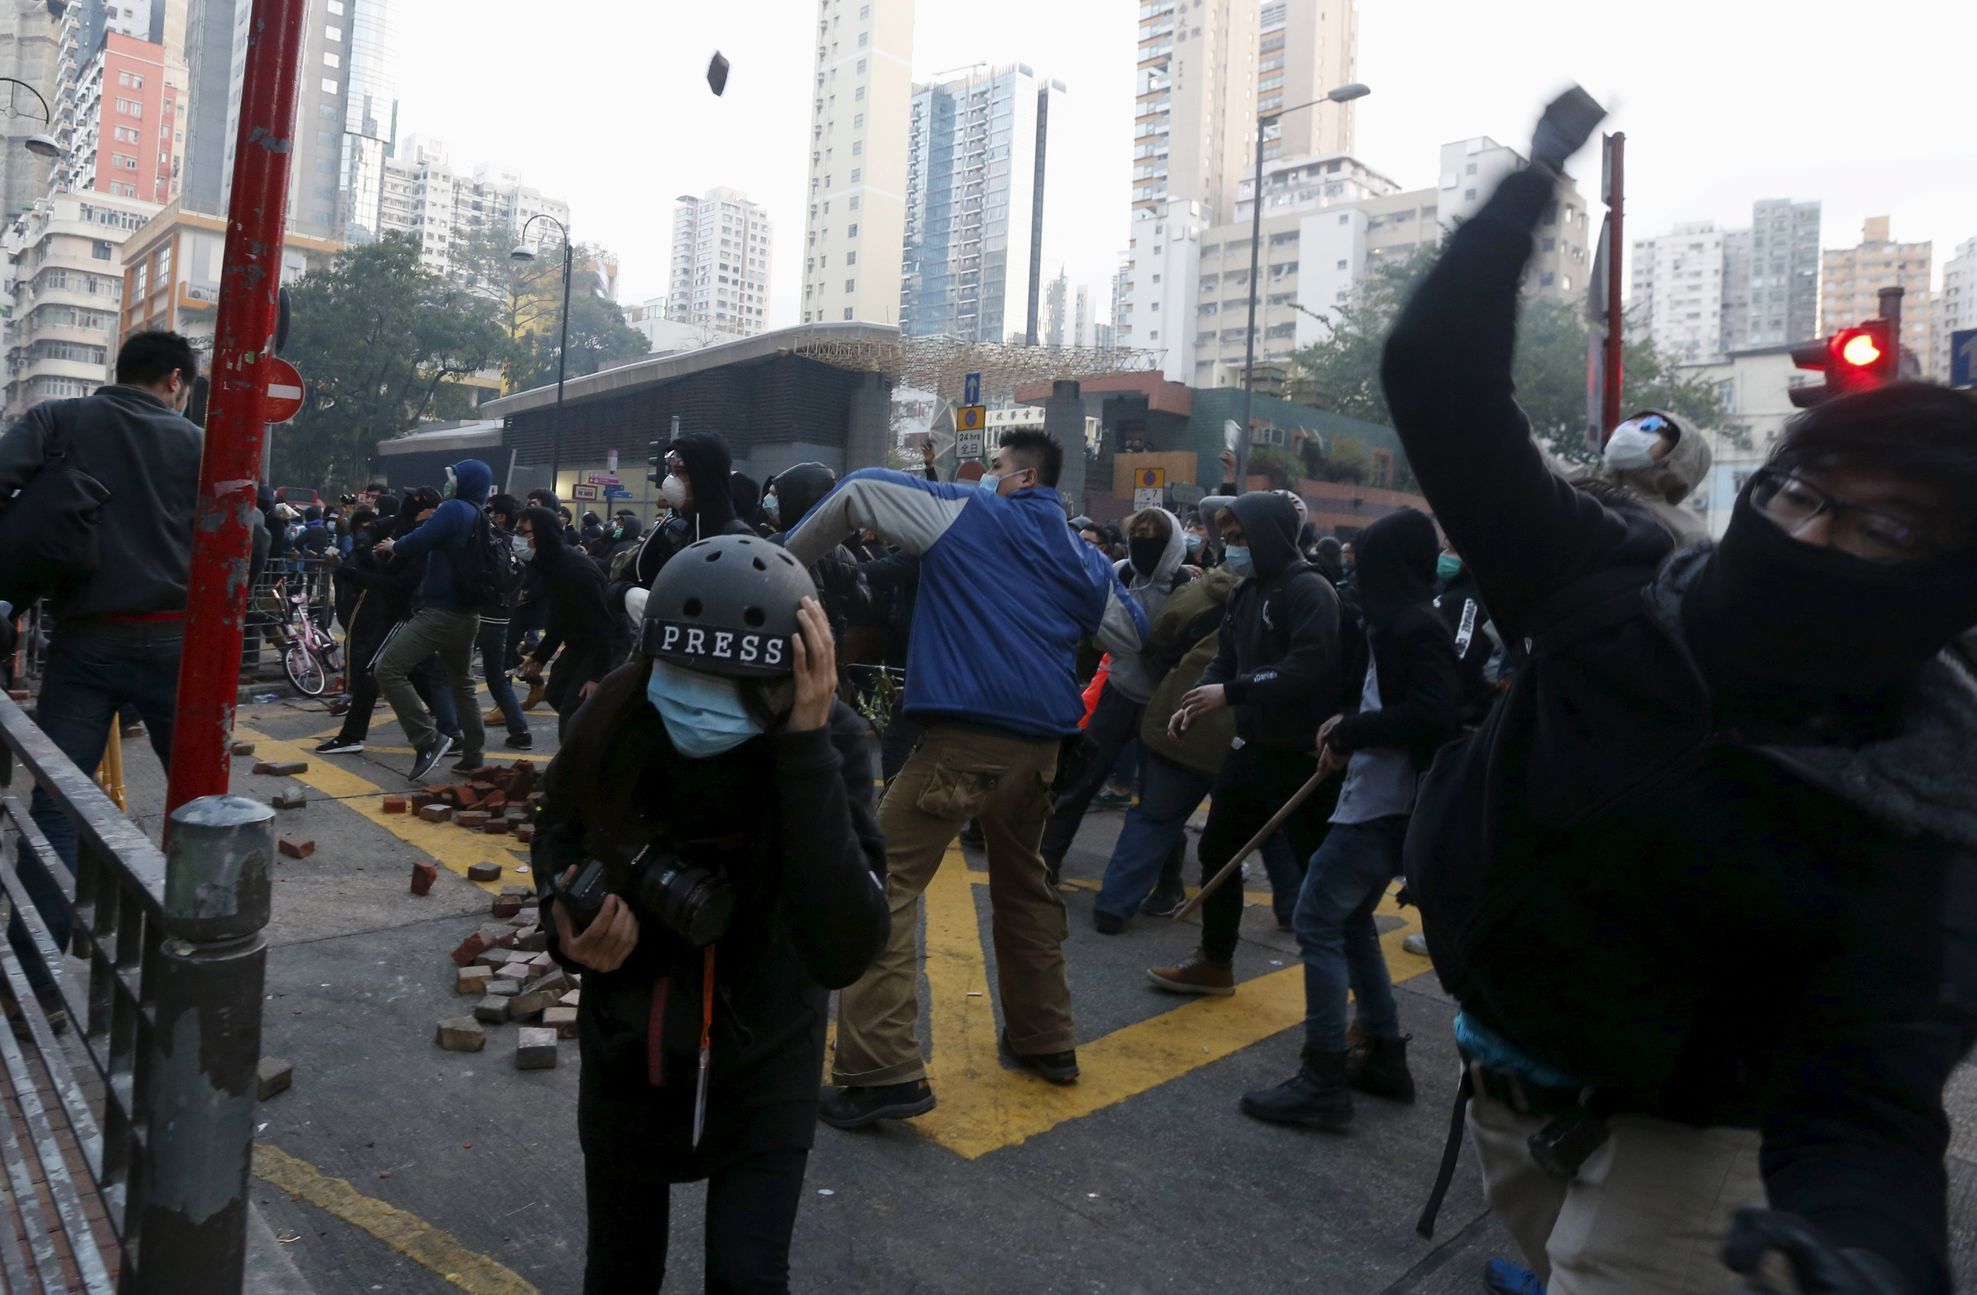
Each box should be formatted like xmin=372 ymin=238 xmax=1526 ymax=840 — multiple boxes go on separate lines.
xmin=96 ymin=722 xmax=127 ymax=813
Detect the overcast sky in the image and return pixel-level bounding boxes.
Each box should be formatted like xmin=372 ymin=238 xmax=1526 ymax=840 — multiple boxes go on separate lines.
xmin=398 ymin=0 xmax=1975 ymax=327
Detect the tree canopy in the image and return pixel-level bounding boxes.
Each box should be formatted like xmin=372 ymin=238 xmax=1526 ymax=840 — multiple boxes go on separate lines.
xmin=1288 ymin=244 xmax=1740 ymax=466
xmin=447 ymin=227 xmax=652 ymax=392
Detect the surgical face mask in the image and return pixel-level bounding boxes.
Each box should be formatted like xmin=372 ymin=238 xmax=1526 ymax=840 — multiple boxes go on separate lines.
xmin=977 ymin=472 xmax=1002 ymax=495
xmin=1436 ymin=553 xmax=1463 ymax=581
xmin=1602 ymin=423 xmax=1666 ymax=473
xmin=646 ymin=659 xmax=765 ymax=759
xmin=442 ymin=466 xmax=458 ymax=499
xmin=511 ymin=534 xmax=532 ymax=556
xmin=1223 ymin=545 xmax=1255 ymax=578
xmin=762 ymin=492 xmax=781 ymax=525
xmin=660 ymin=473 xmax=690 ymax=510
xmin=1183 ymin=531 xmax=1203 ymax=554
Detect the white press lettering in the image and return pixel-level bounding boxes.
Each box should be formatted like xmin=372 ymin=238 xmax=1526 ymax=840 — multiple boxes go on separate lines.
xmin=739 ymin=634 xmax=759 ymax=663
xmin=714 ymin=631 xmax=735 ymax=658
xmin=661 ymin=625 xmax=681 ymax=651
xmin=685 ymin=628 xmax=706 ymax=655
xmin=764 ymin=637 xmax=785 ymax=667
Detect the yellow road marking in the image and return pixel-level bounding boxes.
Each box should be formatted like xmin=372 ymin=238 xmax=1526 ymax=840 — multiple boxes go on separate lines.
xmin=861 ymin=853 xmax=1431 ymax=1160
xmin=253 ymin=1143 xmax=536 ymax=1294
xmin=234 ymin=725 xmax=526 ymax=890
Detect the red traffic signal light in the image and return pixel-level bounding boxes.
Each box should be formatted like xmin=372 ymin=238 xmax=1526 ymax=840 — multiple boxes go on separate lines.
xmin=1788 ymin=320 xmax=1896 ymax=408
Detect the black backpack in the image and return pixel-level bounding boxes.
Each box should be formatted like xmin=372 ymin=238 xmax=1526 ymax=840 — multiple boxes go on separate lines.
xmin=0 ymin=401 xmax=110 ymax=608
xmin=454 ymin=507 xmax=522 ymax=614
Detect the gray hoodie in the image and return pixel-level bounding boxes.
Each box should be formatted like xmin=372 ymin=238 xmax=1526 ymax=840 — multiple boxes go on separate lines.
xmin=1105 ymin=506 xmax=1189 ymax=704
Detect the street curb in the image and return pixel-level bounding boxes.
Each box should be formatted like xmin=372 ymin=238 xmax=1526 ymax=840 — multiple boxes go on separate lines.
xmin=246 ymin=1198 xmax=318 ymax=1294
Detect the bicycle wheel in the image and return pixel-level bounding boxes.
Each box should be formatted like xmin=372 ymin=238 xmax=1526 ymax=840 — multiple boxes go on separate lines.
xmin=284 ymin=642 xmax=327 ymax=696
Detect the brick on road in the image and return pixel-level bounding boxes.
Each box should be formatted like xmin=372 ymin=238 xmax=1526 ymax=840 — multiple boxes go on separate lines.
xmin=473 ymin=996 xmax=511 ymax=1025
xmin=456 ymin=965 xmax=492 ymax=996
xmin=381 ymin=795 xmax=409 ymax=814
xmin=273 ymin=786 xmax=308 ymax=810
xmin=410 ymin=860 xmax=439 ymax=895
xmin=435 ymin=1017 xmax=486 ymax=1052
xmin=257 ymin=1057 xmax=294 ymax=1101
xmin=491 ymin=894 xmax=523 ymax=919
xmin=418 ymin=804 xmax=452 ymax=824
xmin=254 ymin=760 xmax=309 ymax=776
xmin=515 ymin=1027 xmax=557 ymax=1070
xmin=456 ymin=811 xmax=491 ymax=830
xmin=277 ymin=835 xmax=314 ymax=859
xmin=230 ymin=741 xmax=256 ymax=756
xmin=467 ymin=861 xmax=502 ymax=882
xmin=543 ymin=1006 xmax=578 ymax=1038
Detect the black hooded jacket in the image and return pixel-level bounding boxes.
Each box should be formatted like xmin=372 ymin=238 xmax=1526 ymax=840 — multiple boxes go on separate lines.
xmin=767 ymin=463 xmax=871 ymax=645
xmin=1323 ymin=509 xmax=1462 ymax=771
xmin=527 ymin=516 xmax=620 ymax=707
xmin=1199 ymin=493 xmax=1341 ymax=751
xmin=634 ymin=434 xmax=755 ymax=588
xmin=1383 ymin=166 xmax=1977 ymax=1291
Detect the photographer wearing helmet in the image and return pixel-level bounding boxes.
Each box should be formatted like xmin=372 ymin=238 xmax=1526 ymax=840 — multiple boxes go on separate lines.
xmin=532 ymin=533 xmax=888 ymax=1295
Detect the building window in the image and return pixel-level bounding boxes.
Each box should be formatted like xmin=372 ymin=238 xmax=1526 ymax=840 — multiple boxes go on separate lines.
xmin=845 ymin=279 xmax=856 ymax=292
xmin=857 ymin=31 xmax=868 ymax=46
xmin=847 ymin=223 xmax=858 ymax=237
xmin=321 ymin=77 xmax=339 ymax=94
xmin=850 ymin=168 xmax=861 ymax=182
xmin=844 ymin=308 xmax=854 ymax=320
xmin=324 ymin=50 xmax=340 ymax=67
xmin=856 ymin=58 xmax=867 ymax=73
xmin=326 ymin=23 xmax=341 ymax=39
xmin=92 ymin=240 xmax=112 ymax=261
xmin=846 ymin=251 xmax=856 ymax=265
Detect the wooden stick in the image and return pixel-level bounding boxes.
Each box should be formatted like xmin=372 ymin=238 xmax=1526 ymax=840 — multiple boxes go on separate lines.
xmin=1174 ymin=762 xmax=1330 ymax=920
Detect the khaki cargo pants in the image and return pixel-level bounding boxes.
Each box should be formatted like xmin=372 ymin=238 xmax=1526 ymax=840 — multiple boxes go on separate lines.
xmin=831 ymin=724 xmax=1071 ymax=1086
xmin=1469 ymin=1089 xmax=1768 ymax=1294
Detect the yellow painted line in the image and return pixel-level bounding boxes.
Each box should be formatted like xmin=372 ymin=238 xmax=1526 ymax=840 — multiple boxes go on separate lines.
xmin=253 ymin=1143 xmax=536 ymax=1294
xmin=233 ymin=725 xmax=527 ymax=890
xmin=876 ymin=858 xmax=1431 ymax=1160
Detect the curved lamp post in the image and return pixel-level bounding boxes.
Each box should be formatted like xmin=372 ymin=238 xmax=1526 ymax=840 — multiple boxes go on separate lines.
xmin=511 ymin=213 xmax=574 ymax=492
xmin=0 ymin=77 xmax=62 ymax=160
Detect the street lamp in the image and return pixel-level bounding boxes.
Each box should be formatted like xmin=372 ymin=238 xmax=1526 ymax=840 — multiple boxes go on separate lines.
xmin=1235 ymin=82 xmax=1371 ymax=487
xmin=0 ymin=78 xmax=62 ymax=160
xmin=511 ymin=213 xmax=575 ymax=493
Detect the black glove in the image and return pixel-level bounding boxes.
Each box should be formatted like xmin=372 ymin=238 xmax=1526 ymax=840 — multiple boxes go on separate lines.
xmin=1529 ymin=84 xmax=1606 ymax=176
xmin=1721 ymin=1208 xmax=1909 ymax=1295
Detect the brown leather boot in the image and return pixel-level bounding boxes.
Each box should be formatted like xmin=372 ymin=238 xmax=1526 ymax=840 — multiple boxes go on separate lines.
xmin=1145 ymin=949 xmax=1235 ymax=996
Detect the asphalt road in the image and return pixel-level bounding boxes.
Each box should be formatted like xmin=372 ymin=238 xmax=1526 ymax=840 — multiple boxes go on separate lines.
xmin=96 ymin=690 xmax=1977 ymax=1295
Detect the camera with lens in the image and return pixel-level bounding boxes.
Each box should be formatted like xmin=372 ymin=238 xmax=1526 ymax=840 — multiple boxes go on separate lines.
xmin=559 ymin=841 xmax=735 ymax=947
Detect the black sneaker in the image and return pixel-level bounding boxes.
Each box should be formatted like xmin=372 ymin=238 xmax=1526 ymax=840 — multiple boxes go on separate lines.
xmin=998 ymin=1029 xmax=1079 ymax=1085
xmin=504 ymin=731 xmax=533 ymax=750
xmin=958 ymin=821 xmax=984 ymax=850
xmin=1139 ymin=883 xmax=1188 ymax=918
xmin=409 ymin=734 xmax=453 ymax=781
xmin=818 ymin=1080 xmax=936 ymax=1130
xmin=1093 ymin=909 xmax=1126 ymax=936
xmin=1239 ymin=1051 xmax=1353 ymax=1130
xmin=315 ymin=736 xmax=363 ymax=755
xmin=450 ymin=754 xmax=485 ymax=774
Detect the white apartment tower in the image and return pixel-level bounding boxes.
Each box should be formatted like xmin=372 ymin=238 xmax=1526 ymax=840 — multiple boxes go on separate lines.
xmin=668 ymin=187 xmax=772 ymax=339
xmin=900 ymin=63 xmax=1068 ymax=344
xmin=1257 ymin=0 xmax=1357 ymax=165
xmin=1939 ymin=237 xmax=1976 ymax=383
xmin=801 ymin=0 xmax=912 ymax=325
xmin=376 ymin=137 xmax=571 ymax=277
xmin=1631 ymin=222 xmax=1729 ymax=364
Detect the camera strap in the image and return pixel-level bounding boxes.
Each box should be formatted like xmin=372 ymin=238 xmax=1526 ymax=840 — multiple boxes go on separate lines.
xmin=646 ymin=977 xmax=671 ymax=1088
xmin=692 ymin=945 xmax=716 ymax=1149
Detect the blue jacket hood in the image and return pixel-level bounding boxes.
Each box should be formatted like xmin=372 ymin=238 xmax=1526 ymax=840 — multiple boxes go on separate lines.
xmin=449 ymin=458 xmax=492 ymax=506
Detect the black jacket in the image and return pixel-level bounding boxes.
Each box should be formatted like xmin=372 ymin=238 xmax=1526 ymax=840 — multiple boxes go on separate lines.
xmin=1325 ymin=510 xmax=1462 ymax=771
xmin=1431 ymin=565 xmax=1499 ymax=725
xmin=1383 ymin=166 xmax=1977 ymax=1292
xmin=1199 ymin=492 xmax=1341 ymax=751
xmin=528 ymin=532 xmax=619 ymax=708
xmin=0 ymin=385 xmax=203 ymax=619
xmin=533 ymin=664 xmax=887 ymax=1170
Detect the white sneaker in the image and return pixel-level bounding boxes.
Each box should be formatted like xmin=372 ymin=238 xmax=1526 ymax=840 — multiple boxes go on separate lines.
xmin=1402 ymin=933 xmax=1430 ymax=957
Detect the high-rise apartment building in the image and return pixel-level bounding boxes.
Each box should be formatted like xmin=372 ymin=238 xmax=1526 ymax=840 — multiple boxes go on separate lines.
xmin=1822 ymin=216 xmax=1934 ymax=377
xmin=376 ymin=136 xmax=571 ymax=276
xmin=899 ymin=63 xmax=1068 ymax=343
xmin=1744 ymin=198 xmax=1820 ymax=348
xmin=54 ymin=32 xmax=185 ymax=205
xmin=1938 ymin=237 xmax=1976 ymax=383
xmin=2 ymin=190 xmax=155 ymax=417
xmin=180 ymin=0 xmax=238 ymax=214
xmin=0 ymin=0 xmax=61 ymax=222
xmin=223 ymin=0 xmax=398 ymax=242
xmin=1630 ymin=222 xmax=1729 ymax=364
xmin=800 ymin=0 xmax=912 ymax=325
xmin=1256 ymin=0 xmax=1357 ymax=165
xmin=667 ymin=186 xmax=772 ymax=339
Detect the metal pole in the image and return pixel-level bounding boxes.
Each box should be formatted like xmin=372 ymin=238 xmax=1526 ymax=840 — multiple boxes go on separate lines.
xmin=134 ymin=795 xmax=274 ymax=1293
xmin=1236 ymin=114 xmax=1269 ymax=489
xmin=549 ymin=239 xmax=573 ymax=495
xmin=164 ymin=0 xmax=306 ymax=818
xmin=1601 ymin=132 xmax=1625 ymax=439
xmin=1878 ymin=284 xmax=1904 ymax=364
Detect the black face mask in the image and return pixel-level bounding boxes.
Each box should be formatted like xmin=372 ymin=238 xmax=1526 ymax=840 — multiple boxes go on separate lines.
xmin=1682 ymin=487 xmax=1977 ymax=695
xmin=1129 ymin=536 xmax=1165 ymax=577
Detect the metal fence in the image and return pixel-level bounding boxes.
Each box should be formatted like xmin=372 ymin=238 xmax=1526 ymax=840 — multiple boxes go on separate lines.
xmin=0 ymin=693 xmax=273 ymax=1293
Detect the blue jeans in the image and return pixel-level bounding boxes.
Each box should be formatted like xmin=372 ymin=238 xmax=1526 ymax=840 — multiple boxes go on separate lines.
xmin=477 ymin=618 xmax=526 ymax=740
xmin=1295 ymin=815 xmax=1409 ymax=1056
xmin=1096 ymin=751 xmax=1211 ymax=920
xmin=11 ymin=623 xmax=182 ymax=992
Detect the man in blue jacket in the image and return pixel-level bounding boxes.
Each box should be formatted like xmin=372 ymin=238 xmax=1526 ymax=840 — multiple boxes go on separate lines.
xmin=372 ymin=458 xmax=491 ymax=779
xmin=786 ymin=430 xmax=1147 ymax=1127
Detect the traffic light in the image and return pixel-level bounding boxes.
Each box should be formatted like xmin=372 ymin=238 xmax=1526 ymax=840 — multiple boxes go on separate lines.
xmin=1789 ymin=320 xmax=1896 ymax=408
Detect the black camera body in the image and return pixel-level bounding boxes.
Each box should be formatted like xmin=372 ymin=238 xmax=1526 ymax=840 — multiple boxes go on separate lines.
xmin=558 ymin=842 xmax=735 ymax=948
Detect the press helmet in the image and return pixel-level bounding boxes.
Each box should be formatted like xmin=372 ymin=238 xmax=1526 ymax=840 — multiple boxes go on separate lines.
xmin=639 ymin=534 xmax=817 ymax=678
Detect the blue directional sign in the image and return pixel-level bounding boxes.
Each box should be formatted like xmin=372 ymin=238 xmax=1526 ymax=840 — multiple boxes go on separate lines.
xmin=963 ymin=371 xmax=982 ymax=406
xmin=1952 ymin=328 xmax=1977 ymax=390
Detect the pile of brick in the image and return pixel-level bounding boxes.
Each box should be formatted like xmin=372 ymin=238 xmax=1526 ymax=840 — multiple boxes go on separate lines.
xmin=404 ymin=761 xmax=543 ymax=845
xmin=434 ymin=886 xmax=579 ymax=1070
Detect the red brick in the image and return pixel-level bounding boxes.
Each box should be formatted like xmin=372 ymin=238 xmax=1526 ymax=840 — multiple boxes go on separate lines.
xmin=418 ymin=804 xmax=452 ymax=824
xmin=513 ymin=824 xmax=535 ymax=845
xmin=467 ymin=861 xmax=502 ymax=883
xmin=482 ymin=818 xmax=510 ymax=836
xmin=6 ymin=688 xmax=29 ymax=701
xmin=456 ymin=811 xmax=491 ymax=829
xmin=481 ymin=790 xmax=508 ymax=812
xmin=450 ymin=932 xmax=491 ymax=967
xmin=409 ymin=860 xmax=439 ymax=896
xmin=276 ymin=835 xmax=314 ymax=859
xmin=454 ymin=786 xmax=482 ymax=810
xmin=253 ymin=760 xmax=308 ymax=776
xmin=382 ymin=795 xmax=409 ymax=814
xmin=408 ymin=792 xmax=437 ymax=811
xmin=491 ymin=895 xmax=523 ymax=919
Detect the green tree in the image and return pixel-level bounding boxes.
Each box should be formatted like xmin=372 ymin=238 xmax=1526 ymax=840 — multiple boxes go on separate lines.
xmin=448 ymin=227 xmax=651 ymax=391
xmin=273 ymin=236 xmax=510 ymax=488
xmin=1289 ymin=244 xmax=1739 ymax=465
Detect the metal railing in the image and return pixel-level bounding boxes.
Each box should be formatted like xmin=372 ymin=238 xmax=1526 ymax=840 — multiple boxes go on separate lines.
xmin=0 ymin=692 xmax=273 ymax=1293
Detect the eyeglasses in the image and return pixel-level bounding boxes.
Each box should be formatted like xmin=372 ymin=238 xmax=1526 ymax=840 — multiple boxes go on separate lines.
xmin=1748 ymin=467 xmax=1931 ymax=563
